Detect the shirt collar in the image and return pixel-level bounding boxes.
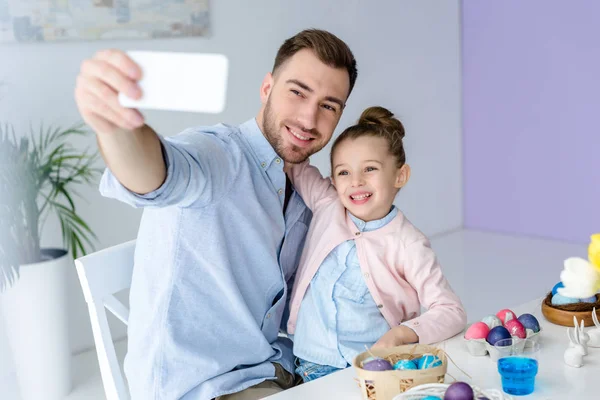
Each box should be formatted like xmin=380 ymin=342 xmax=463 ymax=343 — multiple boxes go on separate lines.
xmin=240 ymin=118 xmax=280 ymax=169
xmin=349 ymin=206 xmax=398 ymax=233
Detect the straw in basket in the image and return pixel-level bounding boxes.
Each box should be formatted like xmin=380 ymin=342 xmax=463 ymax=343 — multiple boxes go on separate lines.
xmin=353 ymin=344 xmax=447 ymax=400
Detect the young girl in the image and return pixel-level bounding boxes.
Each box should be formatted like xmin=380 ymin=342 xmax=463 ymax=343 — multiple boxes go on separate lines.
xmin=286 ymin=106 xmax=467 ymax=382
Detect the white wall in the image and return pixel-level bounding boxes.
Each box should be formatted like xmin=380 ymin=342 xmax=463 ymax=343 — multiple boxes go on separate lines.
xmin=0 ymin=0 xmax=461 ymax=380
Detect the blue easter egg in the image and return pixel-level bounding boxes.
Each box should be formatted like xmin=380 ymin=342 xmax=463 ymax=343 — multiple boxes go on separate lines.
xmin=392 ymin=359 xmax=417 ymax=370
xmin=417 ymin=354 xmax=442 ymax=369
xmin=517 ymin=313 xmax=540 ymax=333
xmin=486 ymin=326 xmax=511 ymax=345
xmin=551 ymin=293 xmax=579 ymax=305
xmin=551 ymin=282 xmax=564 ymax=295
xmin=580 ymin=296 xmax=598 ymax=303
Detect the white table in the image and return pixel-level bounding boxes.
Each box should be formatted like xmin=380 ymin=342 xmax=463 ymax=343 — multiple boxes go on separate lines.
xmin=266 ymin=297 xmax=599 ymax=400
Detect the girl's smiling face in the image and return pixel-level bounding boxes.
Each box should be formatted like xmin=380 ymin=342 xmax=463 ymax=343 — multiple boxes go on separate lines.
xmin=331 ymin=135 xmax=410 ymax=222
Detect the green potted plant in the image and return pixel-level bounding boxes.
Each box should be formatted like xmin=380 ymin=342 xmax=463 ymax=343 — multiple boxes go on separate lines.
xmin=0 ymin=123 xmax=100 ymax=400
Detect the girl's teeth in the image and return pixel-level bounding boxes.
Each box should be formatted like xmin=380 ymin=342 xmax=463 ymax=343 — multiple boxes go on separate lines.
xmin=351 ymin=194 xmax=372 ymax=200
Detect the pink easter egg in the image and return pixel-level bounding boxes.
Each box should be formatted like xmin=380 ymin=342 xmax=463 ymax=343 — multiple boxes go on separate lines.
xmin=496 ymin=309 xmax=516 ymax=325
xmin=504 ymin=319 xmax=526 ymax=339
xmin=464 ymin=321 xmax=490 ymax=340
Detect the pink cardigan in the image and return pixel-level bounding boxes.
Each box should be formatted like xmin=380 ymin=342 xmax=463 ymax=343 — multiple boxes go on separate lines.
xmin=286 ymin=161 xmax=467 ymax=345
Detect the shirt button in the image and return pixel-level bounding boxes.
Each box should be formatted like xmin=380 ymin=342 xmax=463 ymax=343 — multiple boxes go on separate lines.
xmin=363 ymin=272 xmax=370 ymax=279
xmin=278 ymin=189 xmax=283 ymax=195
xmin=261 ymin=162 xmax=266 ymax=168
xmin=275 ymin=158 xmax=281 ymax=164
xmin=355 ymin=232 xmax=361 ymax=236
xmin=266 ymin=313 xmax=271 ymax=319
xmin=377 ymin=304 xmax=383 ymax=309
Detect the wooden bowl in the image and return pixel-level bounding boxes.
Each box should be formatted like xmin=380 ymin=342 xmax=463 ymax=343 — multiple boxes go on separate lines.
xmin=541 ymin=292 xmax=600 ymax=327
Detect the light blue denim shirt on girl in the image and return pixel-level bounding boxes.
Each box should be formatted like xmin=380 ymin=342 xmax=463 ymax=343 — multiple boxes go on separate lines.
xmin=291 ymin=207 xmax=398 ymax=368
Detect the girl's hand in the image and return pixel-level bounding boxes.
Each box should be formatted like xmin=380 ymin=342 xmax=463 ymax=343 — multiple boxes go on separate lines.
xmin=372 ymin=325 xmax=419 ymax=349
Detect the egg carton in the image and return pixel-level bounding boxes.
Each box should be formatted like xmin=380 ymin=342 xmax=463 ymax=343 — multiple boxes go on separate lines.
xmin=463 ymin=328 xmax=542 ymax=361
xmin=392 ymin=383 xmax=514 ymax=400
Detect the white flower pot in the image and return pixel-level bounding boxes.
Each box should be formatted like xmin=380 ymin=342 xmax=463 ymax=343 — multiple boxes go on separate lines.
xmin=0 ymin=249 xmax=72 ymax=400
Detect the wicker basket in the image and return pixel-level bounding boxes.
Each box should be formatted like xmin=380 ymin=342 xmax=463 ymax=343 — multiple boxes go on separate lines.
xmin=353 ymin=344 xmax=447 ymax=400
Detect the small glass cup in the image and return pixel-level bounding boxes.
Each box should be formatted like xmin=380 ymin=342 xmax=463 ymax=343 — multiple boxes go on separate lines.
xmin=494 ymin=338 xmax=540 ymax=396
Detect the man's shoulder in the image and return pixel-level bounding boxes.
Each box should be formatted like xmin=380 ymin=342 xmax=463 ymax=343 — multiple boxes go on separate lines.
xmin=167 ymin=122 xmax=240 ymax=144
xmin=160 ymin=123 xmax=250 ymax=159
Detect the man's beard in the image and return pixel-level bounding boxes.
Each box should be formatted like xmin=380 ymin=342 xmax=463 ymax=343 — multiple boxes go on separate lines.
xmin=262 ymin=98 xmax=320 ymax=164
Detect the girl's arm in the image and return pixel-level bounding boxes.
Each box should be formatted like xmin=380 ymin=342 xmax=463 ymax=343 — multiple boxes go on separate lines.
xmin=398 ymin=237 xmax=468 ymax=345
xmin=286 ymin=160 xmax=337 ymax=210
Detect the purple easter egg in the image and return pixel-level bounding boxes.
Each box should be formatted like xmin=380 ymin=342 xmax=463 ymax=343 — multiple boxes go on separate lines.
xmin=444 ymin=381 xmax=474 ymax=400
xmin=486 ymin=326 xmax=511 ymax=346
xmin=517 ymin=313 xmax=540 ymax=333
xmin=362 ymin=358 xmax=393 ymax=371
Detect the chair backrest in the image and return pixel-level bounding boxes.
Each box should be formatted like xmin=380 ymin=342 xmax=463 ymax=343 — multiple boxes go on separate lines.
xmin=75 ymin=240 xmax=136 ymax=400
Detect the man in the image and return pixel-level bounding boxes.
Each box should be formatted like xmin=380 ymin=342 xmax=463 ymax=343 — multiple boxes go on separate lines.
xmin=74 ymin=29 xmax=357 ymax=399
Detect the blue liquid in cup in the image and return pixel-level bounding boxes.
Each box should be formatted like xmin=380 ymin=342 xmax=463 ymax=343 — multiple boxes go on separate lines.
xmin=497 ymin=357 xmax=538 ymax=396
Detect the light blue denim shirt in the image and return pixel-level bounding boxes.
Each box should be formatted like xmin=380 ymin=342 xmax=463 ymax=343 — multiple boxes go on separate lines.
xmin=292 ymin=208 xmax=398 ymax=368
xmin=99 ymin=119 xmax=311 ymax=400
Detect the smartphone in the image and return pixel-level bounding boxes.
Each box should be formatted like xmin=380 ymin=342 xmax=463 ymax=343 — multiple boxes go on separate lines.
xmin=118 ymin=51 xmax=229 ymax=114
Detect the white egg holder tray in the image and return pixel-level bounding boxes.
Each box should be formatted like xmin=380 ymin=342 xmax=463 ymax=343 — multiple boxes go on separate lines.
xmin=393 ymin=383 xmax=514 ymax=400
xmin=463 ymin=328 xmax=542 ymax=362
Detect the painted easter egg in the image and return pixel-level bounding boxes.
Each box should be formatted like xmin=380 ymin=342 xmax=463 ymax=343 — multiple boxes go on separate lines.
xmin=486 ymin=326 xmax=511 ymax=346
xmin=552 ymin=281 xmax=564 ymax=295
xmin=393 ymin=359 xmax=417 ymax=370
xmin=464 ymin=322 xmax=490 ymax=340
xmin=418 ymin=354 xmax=442 ymax=369
xmin=496 ymin=309 xmax=515 ymax=325
xmin=504 ymin=319 xmax=526 ymax=339
xmin=481 ymin=315 xmax=503 ymax=329
xmin=580 ymin=295 xmax=598 ymax=303
xmin=444 ymin=381 xmax=475 ymax=400
xmin=362 ymin=358 xmax=393 ymax=371
xmin=422 ymin=397 xmax=442 ymax=400
xmin=551 ymin=293 xmax=579 ymax=305
xmin=517 ymin=314 xmax=540 ymax=333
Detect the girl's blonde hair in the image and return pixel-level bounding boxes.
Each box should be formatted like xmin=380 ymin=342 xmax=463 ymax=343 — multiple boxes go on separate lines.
xmin=330 ymin=106 xmax=406 ymax=169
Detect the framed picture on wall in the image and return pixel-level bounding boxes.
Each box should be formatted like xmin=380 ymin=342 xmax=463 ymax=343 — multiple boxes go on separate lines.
xmin=0 ymin=0 xmax=210 ymax=43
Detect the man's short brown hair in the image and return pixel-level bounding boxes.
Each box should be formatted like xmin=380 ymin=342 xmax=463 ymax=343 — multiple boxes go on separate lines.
xmin=273 ymin=29 xmax=358 ymax=97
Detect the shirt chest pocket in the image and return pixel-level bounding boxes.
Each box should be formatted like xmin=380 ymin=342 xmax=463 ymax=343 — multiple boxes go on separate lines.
xmin=334 ymin=255 xmax=371 ymax=304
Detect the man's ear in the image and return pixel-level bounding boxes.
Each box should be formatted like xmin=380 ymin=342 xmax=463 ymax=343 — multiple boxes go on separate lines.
xmin=260 ymin=72 xmax=274 ymax=105
xmin=395 ymin=164 xmax=411 ymax=189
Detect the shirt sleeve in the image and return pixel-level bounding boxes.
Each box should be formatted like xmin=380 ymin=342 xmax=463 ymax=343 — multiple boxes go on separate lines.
xmin=99 ymin=127 xmax=235 ymax=209
xmin=286 ymin=160 xmax=337 ymax=211
xmin=400 ymin=237 xmax=468 ymax=344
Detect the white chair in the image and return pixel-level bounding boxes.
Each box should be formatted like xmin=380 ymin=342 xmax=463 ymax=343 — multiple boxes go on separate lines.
xmin=75 ymin=240 xmax=136 ymax=400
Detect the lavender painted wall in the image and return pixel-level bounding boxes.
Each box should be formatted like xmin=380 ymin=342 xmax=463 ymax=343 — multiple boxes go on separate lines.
xmin=462 ymin=1 xmax=600 ymax=244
